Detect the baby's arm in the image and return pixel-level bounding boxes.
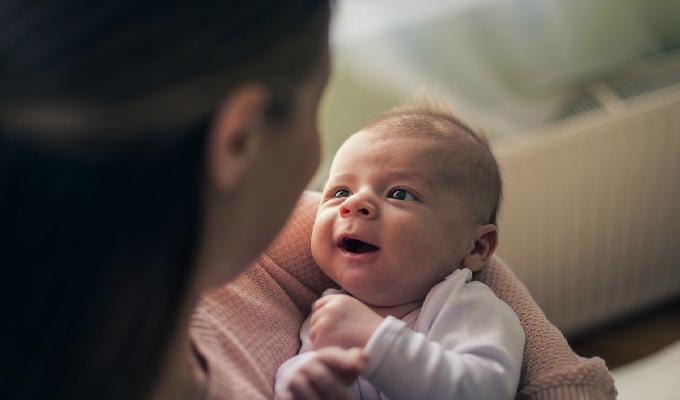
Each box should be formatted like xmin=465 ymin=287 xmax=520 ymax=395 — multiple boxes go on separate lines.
xmin=363 ymin=279 xmax=525 ymax=400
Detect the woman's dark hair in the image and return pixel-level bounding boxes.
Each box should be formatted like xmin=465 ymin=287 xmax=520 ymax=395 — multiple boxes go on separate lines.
xmin=0 ymin=2 xmax=329 ymax=399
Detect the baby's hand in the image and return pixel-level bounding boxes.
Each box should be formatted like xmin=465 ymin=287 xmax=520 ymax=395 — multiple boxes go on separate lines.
xmin=309 ymin=294 xmax=383 ymax=350
xmin=276 ymin=347 xmax=365 ymax=400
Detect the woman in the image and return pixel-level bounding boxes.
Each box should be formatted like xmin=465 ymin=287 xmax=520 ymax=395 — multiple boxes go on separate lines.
xmin=1 ymin=2 xmax=329 ymax=399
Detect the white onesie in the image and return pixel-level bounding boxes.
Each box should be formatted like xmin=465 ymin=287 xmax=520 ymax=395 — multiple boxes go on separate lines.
xmin=275 ymin=268 xmax=525 ymax=400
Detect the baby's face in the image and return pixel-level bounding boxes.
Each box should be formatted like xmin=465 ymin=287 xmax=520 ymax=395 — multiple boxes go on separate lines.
xmin=311 ymin=130 xmax=478 ymax=307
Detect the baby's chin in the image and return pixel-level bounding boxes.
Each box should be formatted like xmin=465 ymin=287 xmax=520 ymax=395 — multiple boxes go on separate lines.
xmin=343 ymin=285 xmax=414 ymax=308
xmin=319 ymin=261 xmax=422 ymax=304
xmin=350 ymin=291 xmax=425 ymax=319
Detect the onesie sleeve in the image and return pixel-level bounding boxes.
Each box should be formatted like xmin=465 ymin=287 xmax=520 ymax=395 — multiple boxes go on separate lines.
xmin=362 ymin=276 xmax=525 ymax=400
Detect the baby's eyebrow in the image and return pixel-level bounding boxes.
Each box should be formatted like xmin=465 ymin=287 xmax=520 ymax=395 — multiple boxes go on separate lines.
xmin=321 ymin=179 xmax=332 ymax=192
xmin=324 ymin=171 xmax=435 ymax=189
xmin=324 ymin=173 xmax=355 ymax=188
xmin=382 ymin=170 xmax=434 ymax=186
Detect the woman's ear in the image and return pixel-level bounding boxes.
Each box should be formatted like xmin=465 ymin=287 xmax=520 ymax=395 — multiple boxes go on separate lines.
xmin=462 ymin=224 xmax=498 ymax=272
xmin=207 ymin=84 xmax=268 ymax=191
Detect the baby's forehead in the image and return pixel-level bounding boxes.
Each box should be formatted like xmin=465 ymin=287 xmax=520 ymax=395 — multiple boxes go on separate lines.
xmin=350 ymin=123 xmax=474 ymax=163
xmin=368 ymin=111 xmax=475 ymax=139
xmin=359 ymin=112 xmax=479 ymax=147
xmin=334 ymin=129 xmax=471 ymax=186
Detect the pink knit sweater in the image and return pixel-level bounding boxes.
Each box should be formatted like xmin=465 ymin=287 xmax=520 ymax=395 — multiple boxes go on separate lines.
xmin=190 ymin=191 xmax=617 ymax=399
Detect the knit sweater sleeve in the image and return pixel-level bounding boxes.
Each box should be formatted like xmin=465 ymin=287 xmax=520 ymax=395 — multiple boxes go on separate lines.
xmin=475 ymin=258 xmax=617 ymax=400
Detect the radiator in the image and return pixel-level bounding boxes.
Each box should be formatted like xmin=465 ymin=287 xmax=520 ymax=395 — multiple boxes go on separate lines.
xmin=494 ymin=88 xmax=680 ymax=335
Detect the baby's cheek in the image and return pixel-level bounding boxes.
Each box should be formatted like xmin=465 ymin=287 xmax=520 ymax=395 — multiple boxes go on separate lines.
xmin=310 ymin=218 xmax=330 ymax=262
xmin=395 ymin=233 xmax=434 ymax=262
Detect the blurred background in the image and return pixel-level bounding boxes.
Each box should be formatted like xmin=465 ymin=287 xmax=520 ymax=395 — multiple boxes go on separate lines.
xmin=319 ymin=1 xmax=680 ymax=398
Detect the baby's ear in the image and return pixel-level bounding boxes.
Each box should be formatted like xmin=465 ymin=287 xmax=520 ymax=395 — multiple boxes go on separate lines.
xmin=462 ymin=224 xmax=498 ymax=272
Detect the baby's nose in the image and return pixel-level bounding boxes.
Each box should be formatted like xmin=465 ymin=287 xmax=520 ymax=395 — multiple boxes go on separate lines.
xmin=339 ymin=197 xmax=377 ymax=219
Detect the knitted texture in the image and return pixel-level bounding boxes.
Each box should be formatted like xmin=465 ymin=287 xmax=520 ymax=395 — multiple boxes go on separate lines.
xmin=190 ymin=191 xmax=617 ymax=399
xmin=475 ymin=261 xmax=617 ymax=400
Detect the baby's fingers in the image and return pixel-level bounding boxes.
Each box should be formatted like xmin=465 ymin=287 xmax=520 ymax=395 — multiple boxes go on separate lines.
xmin=286 ymin=373 xmax=322 ymax=400
xmin=316 ymin=347 xmax=366 ymax=382
xmin=300 ymin=357 xmax=355 ymax=400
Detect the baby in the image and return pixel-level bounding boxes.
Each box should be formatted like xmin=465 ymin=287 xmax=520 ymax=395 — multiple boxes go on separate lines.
xmin=275 ymin=100 xmax=525 ymax=400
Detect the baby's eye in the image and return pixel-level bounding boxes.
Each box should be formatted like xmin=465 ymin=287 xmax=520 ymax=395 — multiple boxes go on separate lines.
xmin=388 ymin=188 xmax=417 ymax=201
xmin=334 ymin=189 xmax=351 ymax=198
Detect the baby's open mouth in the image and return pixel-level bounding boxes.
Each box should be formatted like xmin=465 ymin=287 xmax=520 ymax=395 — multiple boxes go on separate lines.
xmin=339 ymin=237 xmax=380 ymax=254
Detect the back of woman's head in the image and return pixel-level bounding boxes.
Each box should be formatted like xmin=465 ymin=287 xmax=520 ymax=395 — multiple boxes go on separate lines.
xmin=0 ymin=2 xmax=329 ymax=399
